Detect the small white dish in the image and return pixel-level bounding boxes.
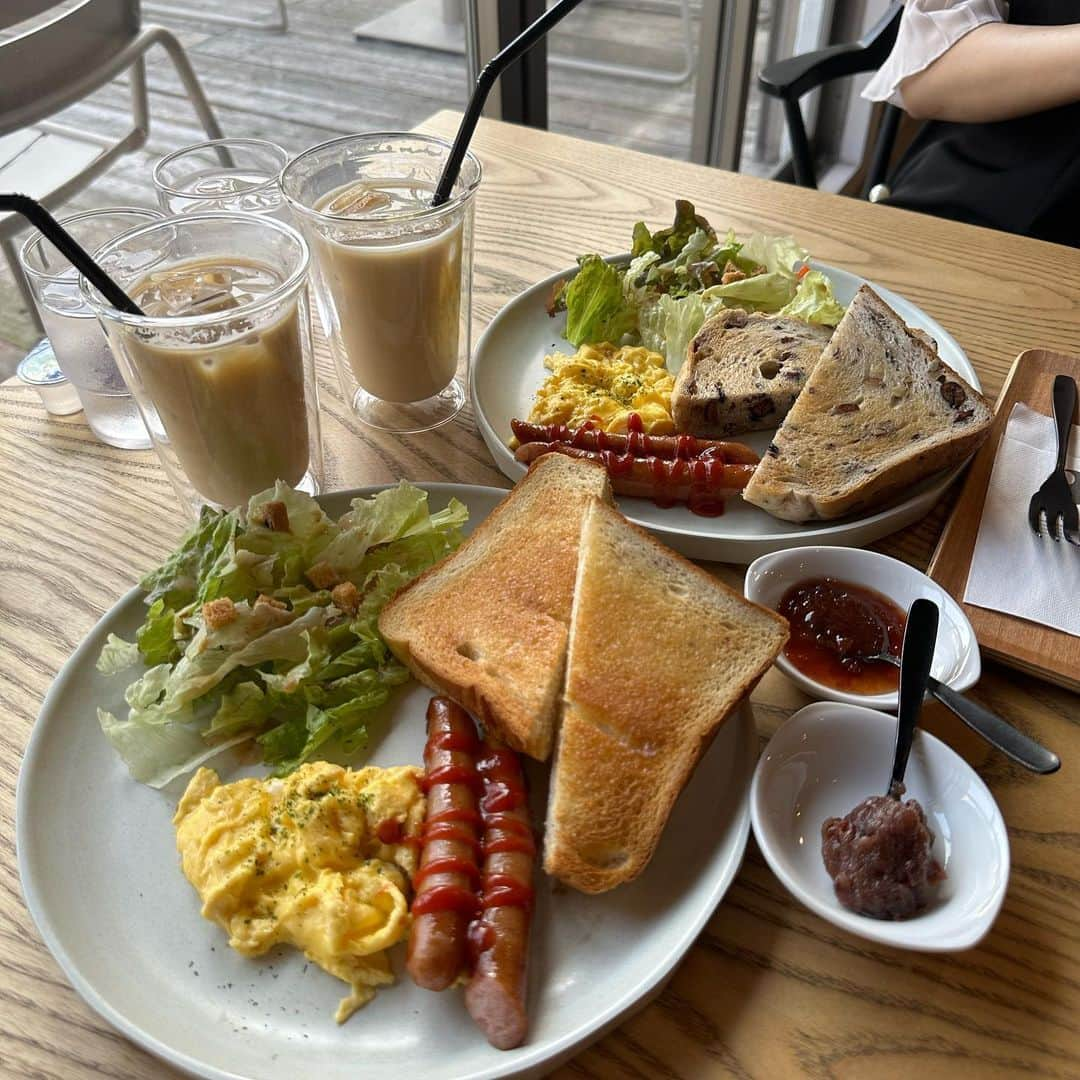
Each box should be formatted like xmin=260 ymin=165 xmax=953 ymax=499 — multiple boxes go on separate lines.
xmin=744 ymin=545 xmax=981 ymax=710
xmin=751 ymin=701 xmax=1010 ymax=952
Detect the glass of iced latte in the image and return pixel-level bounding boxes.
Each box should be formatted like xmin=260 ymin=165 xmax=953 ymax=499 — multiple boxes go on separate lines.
xmin=280 ymin=133 xmax=481 ymax=433
xmin=82 ymin=213 xmax=324 ymax=515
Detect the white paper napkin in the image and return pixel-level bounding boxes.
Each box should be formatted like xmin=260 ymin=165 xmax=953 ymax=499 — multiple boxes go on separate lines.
xmin=963 ymin=401 xmax=1080 ymax=636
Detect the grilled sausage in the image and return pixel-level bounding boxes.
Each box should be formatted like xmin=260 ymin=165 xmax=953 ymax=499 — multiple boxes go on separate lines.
xmin=510 ymin=418 xmax=760 ymax=465
xmin=514 ymin=441 xmax=756 ymax=509
xmin=464 ymin=741 xmax=535 ymax=1050
xmin=407 ymin=697 xmax=483 ymax=991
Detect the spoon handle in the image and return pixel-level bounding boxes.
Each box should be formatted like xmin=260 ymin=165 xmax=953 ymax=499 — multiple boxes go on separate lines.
xmin=927 ymin=676 xmax=1061 ymax=774
xmin=892 ymin=598 xmax=940 ymax=794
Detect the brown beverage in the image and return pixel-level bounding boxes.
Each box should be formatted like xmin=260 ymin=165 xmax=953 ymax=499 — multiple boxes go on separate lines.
xmin=127 ymin=258 xmax=310 ymax=507
xmin=313 ymin=180 xmax=461 ymax=403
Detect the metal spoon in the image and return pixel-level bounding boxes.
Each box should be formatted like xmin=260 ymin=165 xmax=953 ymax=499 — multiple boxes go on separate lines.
xmin=889 ymin=598 xmax=940 ymax=797
xmin=857 ymin=646 xmax=1061 ymax=776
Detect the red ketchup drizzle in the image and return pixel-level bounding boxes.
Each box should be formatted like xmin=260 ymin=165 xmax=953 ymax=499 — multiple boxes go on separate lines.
xmin=376 ymin=818 xmax=405 ymax=845
xmin=411 ymin=884 xmax=481 ymax=917
xmin=421 ymin=763 xmax=483 ymax=795
xmin=425 ymin=806 xmax=481 ymax=829
xmin=482 ymin=874 xmax=535 ymax=910
xmin=482 ymin=814 xmax=537 ymax=857
xmin=413 ymin=856 xmax=482 ymax=889
xmin=482 ymin=833 xmax=537 ymax=857
xmin=420 ymin=821 xmax=481 ymax=854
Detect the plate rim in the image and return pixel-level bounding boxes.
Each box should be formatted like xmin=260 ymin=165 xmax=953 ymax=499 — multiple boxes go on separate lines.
xmin=470 ymin=258 xmax=979 ymax=552
xmin=16 ymin=481 xmax=756 ymax=1080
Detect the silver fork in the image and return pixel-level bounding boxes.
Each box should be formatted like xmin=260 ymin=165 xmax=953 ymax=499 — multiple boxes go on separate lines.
xmin=1027 ymin=374 xmax=1079 ymax=543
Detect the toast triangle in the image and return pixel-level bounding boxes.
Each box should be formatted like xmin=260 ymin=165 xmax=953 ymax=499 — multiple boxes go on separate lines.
xmin=542 ymin=500 xmax=788 ymax=893
xmin=741 ymin=285 xmax=993 ymax=522
xmin=378 ymin=454 xmax=613 ymax=761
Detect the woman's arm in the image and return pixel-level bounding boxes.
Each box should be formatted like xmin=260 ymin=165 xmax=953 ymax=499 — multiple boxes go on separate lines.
xmin=901 ymin=21 xmax=1080 ymax=122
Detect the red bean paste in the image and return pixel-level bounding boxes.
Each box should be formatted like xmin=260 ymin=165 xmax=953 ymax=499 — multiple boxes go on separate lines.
xmin=821 ymin=783 xmax=945 ymax=919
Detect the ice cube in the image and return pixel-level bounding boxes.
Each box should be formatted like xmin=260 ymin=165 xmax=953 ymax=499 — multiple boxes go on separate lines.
xmin=138 ymin=265 xmax=242 ymax=316
xmin=325 ymin=185 xmax=392 ymax=217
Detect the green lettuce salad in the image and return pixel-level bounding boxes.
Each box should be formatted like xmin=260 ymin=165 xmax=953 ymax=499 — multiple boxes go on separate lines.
xmin=549 ymin=200 xmax=845 ymax=367
xmin=96 ymin=481 xmax=467 ymax=788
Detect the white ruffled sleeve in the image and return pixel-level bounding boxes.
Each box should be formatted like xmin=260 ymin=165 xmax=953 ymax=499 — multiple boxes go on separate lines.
xmin=862 ymin=0 xmax=1008 ymax=107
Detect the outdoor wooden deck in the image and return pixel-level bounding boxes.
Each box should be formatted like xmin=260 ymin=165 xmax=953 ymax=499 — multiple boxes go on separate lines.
xmin=1 ymin=0 xmax=703 ymax=372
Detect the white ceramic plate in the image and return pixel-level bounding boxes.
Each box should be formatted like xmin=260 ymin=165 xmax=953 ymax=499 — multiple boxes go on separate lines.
xmin=472 ymin=261 xmax=981 ymax=563
xmin=744 ymin=546 xmax=981 ymax=710
xmin=17 ymin=484 xmax=757 ymax=1080
xmin=751 ymin=702 xmax=1009 ymax=951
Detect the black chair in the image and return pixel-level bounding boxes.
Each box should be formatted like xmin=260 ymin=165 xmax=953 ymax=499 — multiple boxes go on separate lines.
xmin=758 ymin=1 xmax=903 ymax=198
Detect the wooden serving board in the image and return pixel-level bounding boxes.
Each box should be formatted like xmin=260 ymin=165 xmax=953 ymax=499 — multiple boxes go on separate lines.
xmin=928 ymin=348 xmax=1080 ymax=692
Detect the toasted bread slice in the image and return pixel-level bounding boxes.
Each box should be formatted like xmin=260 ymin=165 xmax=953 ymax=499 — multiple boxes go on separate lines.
xmin=543 ymin=501 xmax=788 ymax=893
xmin=672 ymin=309 xmax=833 ymax=437
xmin=742 ymin=285 xmax=993 ymax=522
xmin=378 ymin=454 xmax=612 ymax=761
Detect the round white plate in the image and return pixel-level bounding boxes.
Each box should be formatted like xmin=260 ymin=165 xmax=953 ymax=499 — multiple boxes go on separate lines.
xmin=472 ymin=261 xmax=981 ymax=563
xmin=17 ymin=483 xmax=757 ymax=1080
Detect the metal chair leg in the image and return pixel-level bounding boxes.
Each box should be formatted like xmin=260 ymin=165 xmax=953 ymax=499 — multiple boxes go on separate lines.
xmin=129 ymin=55 xmax=150 ymax=149
xmin=147 ymin=26 xmax=226 ymax=142
xmin=783 ymin=96 xmax=817 ymax=187
xmin=2 ymin=232 xmax=43 ymax=335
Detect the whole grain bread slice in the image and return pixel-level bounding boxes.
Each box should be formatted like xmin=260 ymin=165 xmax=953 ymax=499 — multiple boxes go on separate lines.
xmin=742 ymin=285 xmax=993 ymax=522
xmin=542 ymin=500 xmax=789 ymax=893
xmin=377 ymin=454 xmax=613 ymax=761
xmin=672 ymin=308 xmax=834 ymax=437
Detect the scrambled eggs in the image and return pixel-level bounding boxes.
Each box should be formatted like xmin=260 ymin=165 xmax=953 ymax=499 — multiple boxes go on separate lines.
xmin=174 ymin=761 xmax=425 ymax=1022
xmin=527 ymin=342 xmax=675 ymax=433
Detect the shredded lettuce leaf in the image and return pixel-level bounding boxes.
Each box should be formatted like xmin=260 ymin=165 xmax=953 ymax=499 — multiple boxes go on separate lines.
xmin=563 ymin=254 xmax=638 ymax=347
xmin=554 ymin=200 xmax=846 ymax=364
xmin=778 ymin=270 xmax=846 ymax=327
xmin=97 ymin=481 xmax=467 ymax=787
xmin=96 ymin=634 xmax=141 ymax=676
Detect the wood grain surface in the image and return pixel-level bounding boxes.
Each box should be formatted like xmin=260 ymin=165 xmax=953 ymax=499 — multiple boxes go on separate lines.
xmin=929 ymin=349 xmax=1080 ymax=694
xmin=1 ymin=111 xmax=1078 ymax=1079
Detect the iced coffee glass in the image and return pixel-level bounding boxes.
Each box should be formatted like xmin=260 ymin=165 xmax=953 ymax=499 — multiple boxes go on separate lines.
xmin=280 ymin=133 xmax=481 ymax=433
xmin=82 ymin=213 xmax=323 ymax=516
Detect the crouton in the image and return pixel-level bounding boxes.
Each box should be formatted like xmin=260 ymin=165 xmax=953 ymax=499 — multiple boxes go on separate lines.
xmin=331 ymin=581 xmax=361 ymax=616
xmin=306 ymin=561 xmax=341 ymax=590
xmin=202 ymin=597 xmax=236 ymax=630
xmin=254 ymin=593 xmax=287 ymax=611
xmin=257 ymin=500 xmax=290 ymax=532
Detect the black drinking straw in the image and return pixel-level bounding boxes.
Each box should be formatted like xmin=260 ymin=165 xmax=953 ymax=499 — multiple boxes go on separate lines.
xmin=0 ymin=193 xmax=145 ymax=316
xmin=432 ymin=0 xmax=588 ymax=207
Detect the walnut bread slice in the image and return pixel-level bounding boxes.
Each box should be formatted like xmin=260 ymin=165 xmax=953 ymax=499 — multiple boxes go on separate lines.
xmin=378 ymin=454 xmax=613 ymax=761
xmin=741 ymin=285 xmax=993 ymax=523
xmin=672 ymin=308 xmax=834 ymax=437
xmin=542 ymin=500 xmax=789 ymax=894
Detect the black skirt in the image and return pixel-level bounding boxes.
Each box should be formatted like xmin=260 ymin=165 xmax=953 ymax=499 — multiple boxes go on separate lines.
xmin=882 ymin=0 xmax=1080 ymax=247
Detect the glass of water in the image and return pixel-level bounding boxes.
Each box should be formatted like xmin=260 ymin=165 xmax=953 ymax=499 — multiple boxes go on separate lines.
xmin=19 ymin=207 xmax=160 ymax=449
xmin=153 ymin=138 xmax=289 ymax=217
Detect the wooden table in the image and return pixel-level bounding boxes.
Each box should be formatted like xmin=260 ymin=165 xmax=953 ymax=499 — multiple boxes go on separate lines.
xmin=1 ymin=110 xmax=1078 ymax=1079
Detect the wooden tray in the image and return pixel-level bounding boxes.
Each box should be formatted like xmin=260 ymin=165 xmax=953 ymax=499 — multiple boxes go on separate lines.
xmin=928 ymin=348 xmax=1080 ymax=692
